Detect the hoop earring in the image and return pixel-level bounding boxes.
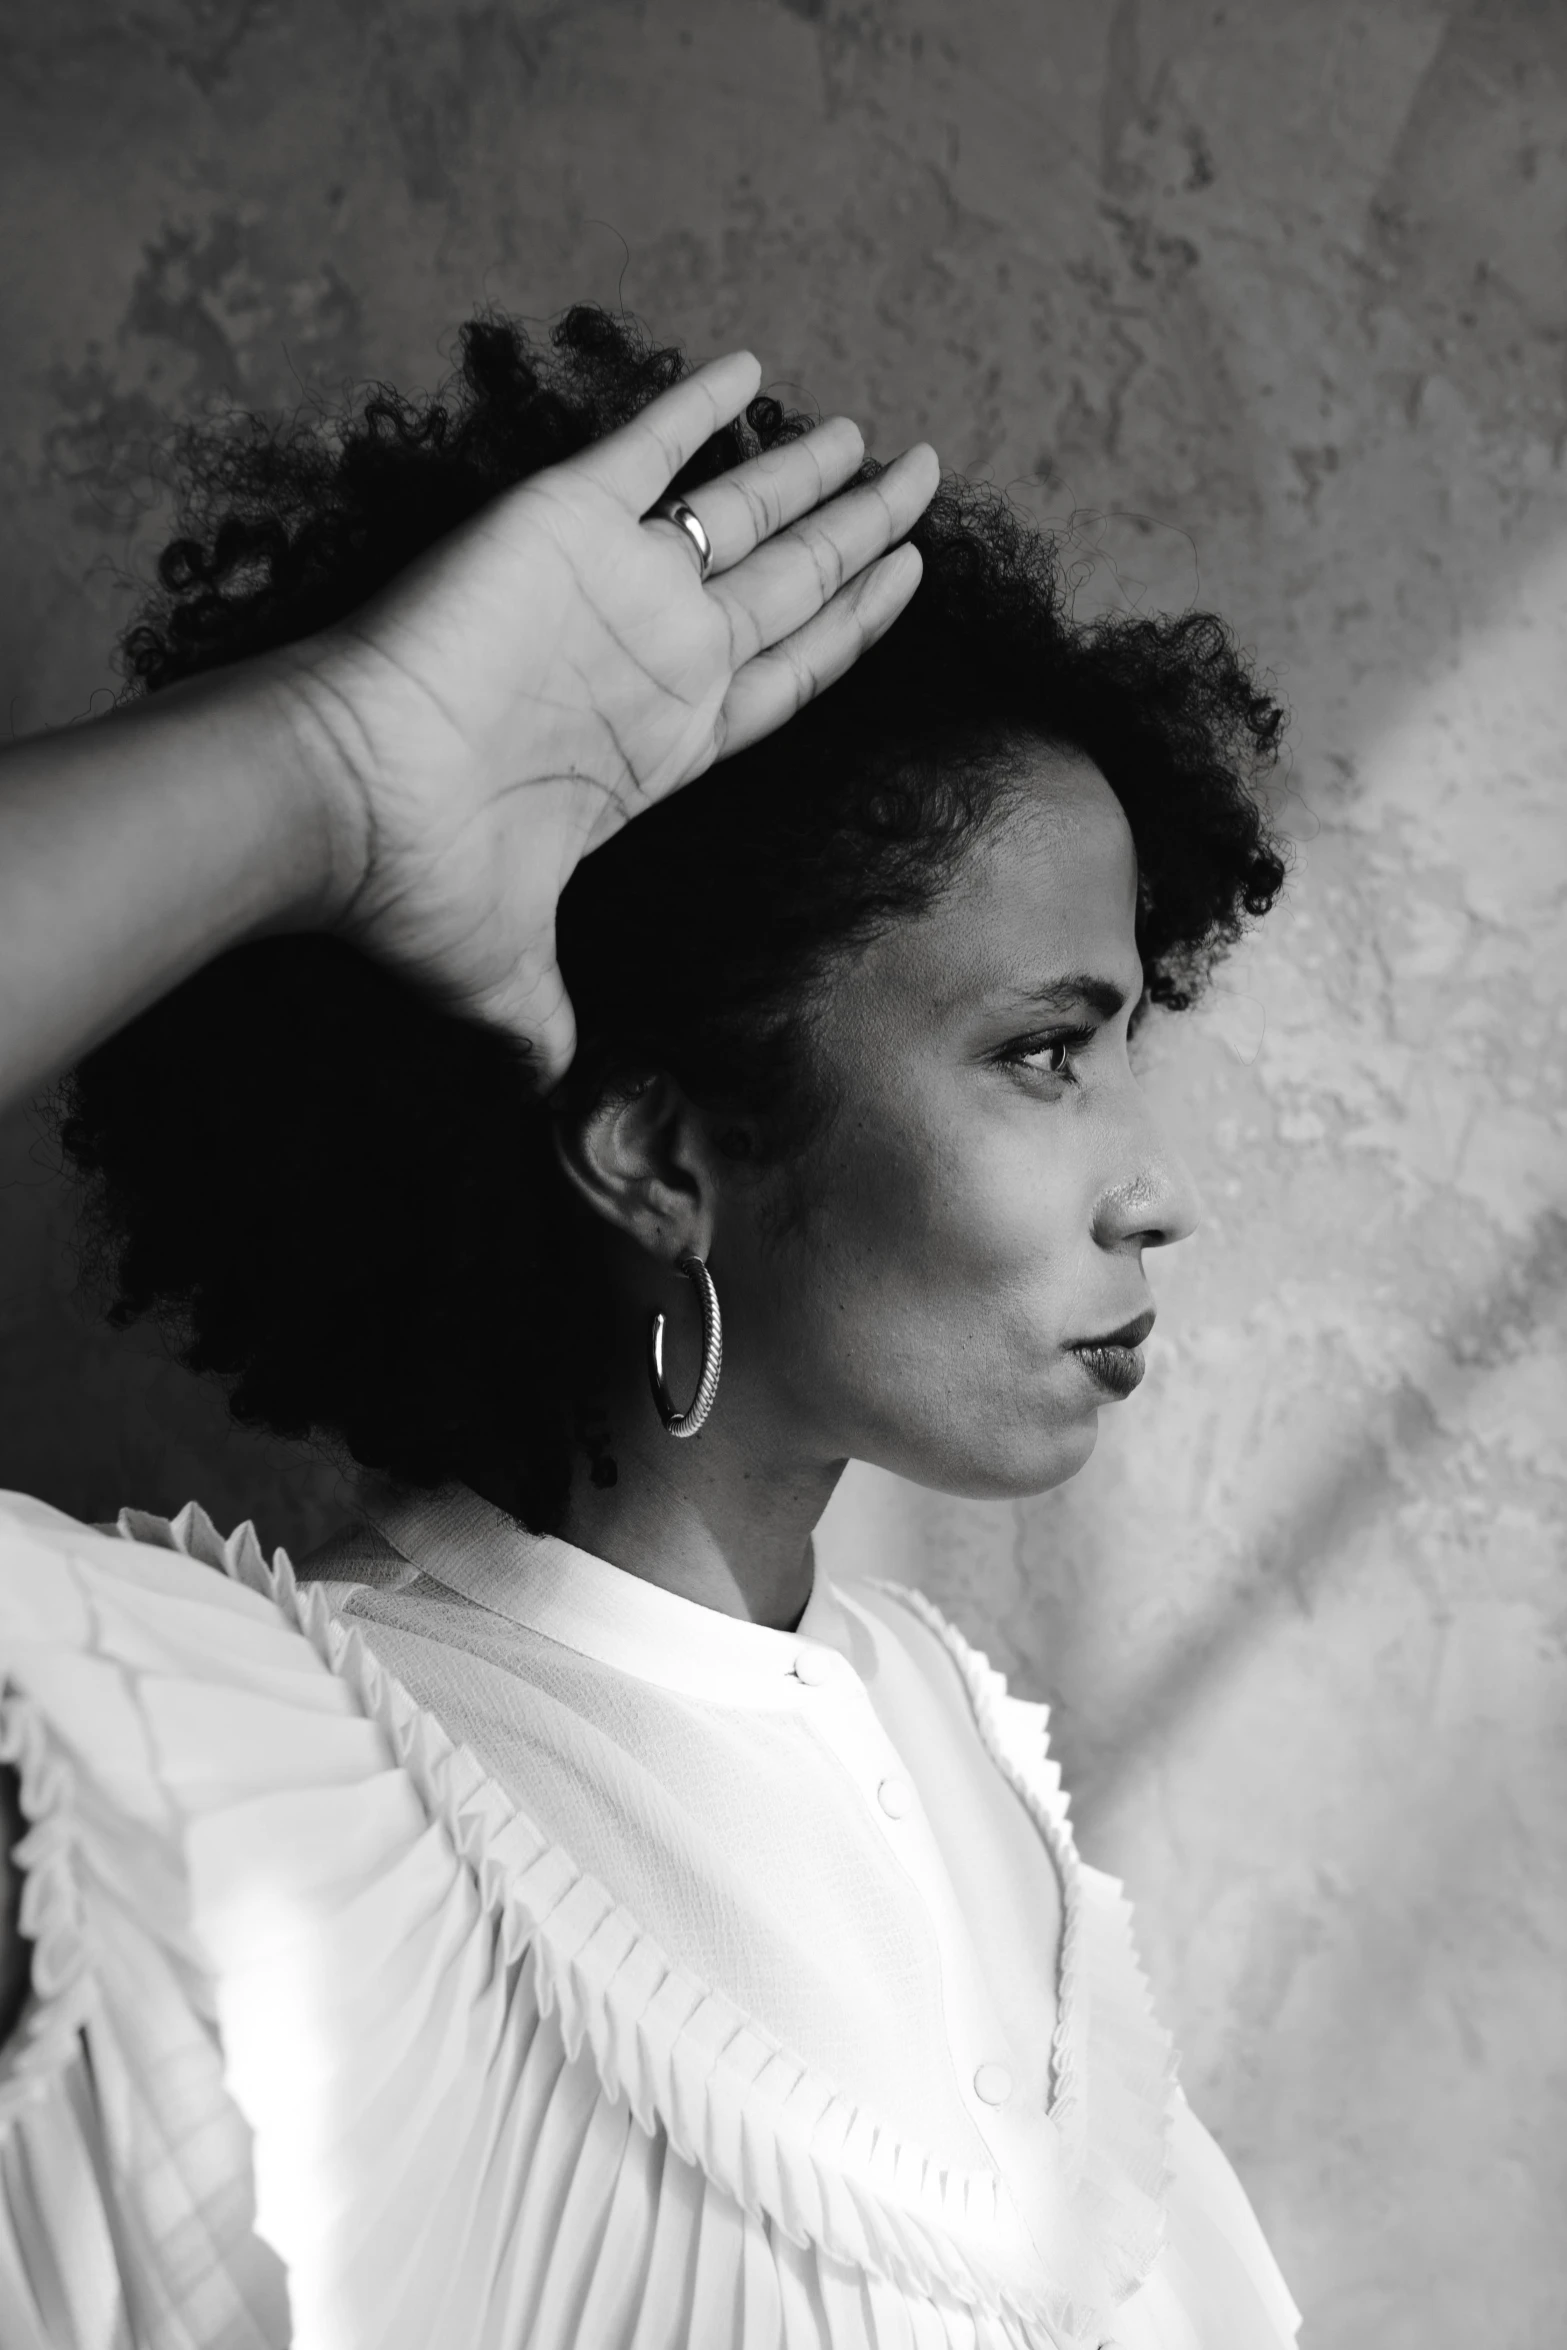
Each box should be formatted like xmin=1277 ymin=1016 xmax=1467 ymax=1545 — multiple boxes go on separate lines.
xmin=647 ymin=1253 xmax=723 ymax=1438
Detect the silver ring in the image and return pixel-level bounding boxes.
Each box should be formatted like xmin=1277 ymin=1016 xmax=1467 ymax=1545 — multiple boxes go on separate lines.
xmin=646 ymin=493 xmax=713 ymax=582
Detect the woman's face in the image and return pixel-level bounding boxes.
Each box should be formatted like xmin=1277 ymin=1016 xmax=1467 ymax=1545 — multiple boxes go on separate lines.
xmin=716 ymin=742 xmax=1200 ymax=1498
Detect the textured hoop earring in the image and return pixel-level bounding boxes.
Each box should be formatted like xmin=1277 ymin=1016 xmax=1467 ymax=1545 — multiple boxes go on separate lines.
xmin=647 ymin=1253 xmax=723 ymax=1438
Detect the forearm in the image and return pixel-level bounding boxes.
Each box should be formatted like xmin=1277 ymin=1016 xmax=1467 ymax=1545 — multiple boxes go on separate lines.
xmin=0 ymin=659 xmax=355 ymax=1114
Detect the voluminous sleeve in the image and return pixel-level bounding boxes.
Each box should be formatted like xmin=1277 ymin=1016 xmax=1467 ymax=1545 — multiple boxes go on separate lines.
xmin=0 ymin=1488 xmax=298 ymax=2347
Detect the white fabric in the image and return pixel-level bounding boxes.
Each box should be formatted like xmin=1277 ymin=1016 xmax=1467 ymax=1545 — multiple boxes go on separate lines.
xmin=0 ymin=1484 xmax=1301 ymax=2350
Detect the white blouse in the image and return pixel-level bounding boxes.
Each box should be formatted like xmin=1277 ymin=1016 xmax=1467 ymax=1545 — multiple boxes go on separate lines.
xmin=0 ymin=1483 xmax=1300 ymax=2350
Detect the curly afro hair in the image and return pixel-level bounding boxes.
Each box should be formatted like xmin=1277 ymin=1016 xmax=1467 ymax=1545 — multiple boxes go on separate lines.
xmin=62 ymin=305 xmax=1286 ymax=1531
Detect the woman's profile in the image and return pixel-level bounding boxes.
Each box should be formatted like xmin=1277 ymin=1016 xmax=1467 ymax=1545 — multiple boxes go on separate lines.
xmin=0 ymin=307 xmax=1298 ymax=2348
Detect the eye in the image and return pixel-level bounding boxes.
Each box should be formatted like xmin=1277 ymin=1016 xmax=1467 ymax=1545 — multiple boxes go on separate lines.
xmin=1001 ymin=1025 xmax=1096 ymax=1083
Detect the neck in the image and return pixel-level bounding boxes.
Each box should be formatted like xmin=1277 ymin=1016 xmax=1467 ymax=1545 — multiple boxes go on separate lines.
xmin=549 ymin=1365 xmax=844 ymax=1634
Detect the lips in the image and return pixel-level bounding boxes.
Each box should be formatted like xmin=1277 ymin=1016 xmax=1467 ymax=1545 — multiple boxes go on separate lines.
xmin=1067 ymin=1309 xmax=1155 ymax=1400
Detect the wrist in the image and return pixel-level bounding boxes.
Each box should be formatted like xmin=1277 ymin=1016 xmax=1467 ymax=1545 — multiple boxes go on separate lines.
xmin=151 ymin=641 xmax=376 ymax=941
xmin=249 ymin=640 xmax=379 ymax=933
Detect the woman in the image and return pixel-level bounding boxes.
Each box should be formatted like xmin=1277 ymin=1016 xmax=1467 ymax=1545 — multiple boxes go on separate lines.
xmin=0 ymin=309 xmax=1298 ymax=2347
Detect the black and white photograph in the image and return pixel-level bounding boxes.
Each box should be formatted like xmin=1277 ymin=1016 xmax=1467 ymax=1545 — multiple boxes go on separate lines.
xmin=0 ymin=6 xmax=1562 ymax=2346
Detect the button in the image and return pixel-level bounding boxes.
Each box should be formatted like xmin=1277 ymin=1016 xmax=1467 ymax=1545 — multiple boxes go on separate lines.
xmin=972 ymin=2062 xmax=1013 ymax=2107
xmin=793 ymin=1645 xmax=835 ymax=1687
xmin=877 ymin=1775 xmax=915 ymax=1819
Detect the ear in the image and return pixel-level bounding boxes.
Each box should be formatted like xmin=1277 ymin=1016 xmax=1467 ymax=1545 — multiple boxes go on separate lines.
xmin=553 ymin=1075 xmax=717 ymax=1263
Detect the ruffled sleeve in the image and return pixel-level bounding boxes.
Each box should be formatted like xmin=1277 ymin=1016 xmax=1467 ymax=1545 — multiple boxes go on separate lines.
xmin=0 ymin=1490 xmax=295 ymax=2349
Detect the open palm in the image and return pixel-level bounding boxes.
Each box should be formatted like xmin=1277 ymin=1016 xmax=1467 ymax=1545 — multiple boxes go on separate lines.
xmin=284 ymin=353 xmax=938 ymax=1082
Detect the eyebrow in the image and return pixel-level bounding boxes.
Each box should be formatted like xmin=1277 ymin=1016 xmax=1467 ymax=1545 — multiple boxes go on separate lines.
xmin=1015 ymin=974 xmax=1130 ymax=1021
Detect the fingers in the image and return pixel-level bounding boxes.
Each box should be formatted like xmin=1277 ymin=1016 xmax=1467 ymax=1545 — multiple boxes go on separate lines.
xmin=714 ymin=543 xmax=924 ymax=760
xmin=710 ymin=442 xmax=939 ymax=667
xmin=675 ymin=416 xmax=866 ymax=574
xmin=579 ymin=351 xmax=763 ymax=512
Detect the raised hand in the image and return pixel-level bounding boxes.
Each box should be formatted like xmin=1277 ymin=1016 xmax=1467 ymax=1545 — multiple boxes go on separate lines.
xmin=282 ymin=353 xmax=939 ymax=1081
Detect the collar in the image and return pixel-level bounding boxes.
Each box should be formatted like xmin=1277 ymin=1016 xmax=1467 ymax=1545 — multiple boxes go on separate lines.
xmin=358 ymin=1479 xmax=863 ymax=1707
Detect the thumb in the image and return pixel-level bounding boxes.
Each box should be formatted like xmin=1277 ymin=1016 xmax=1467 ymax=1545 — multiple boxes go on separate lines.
xmin=472 ymin=955 xmax=579 ymax=1092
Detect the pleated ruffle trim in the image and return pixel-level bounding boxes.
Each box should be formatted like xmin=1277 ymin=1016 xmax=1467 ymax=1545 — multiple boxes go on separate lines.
xmin=0 ymin=1683 xmax=96 ymax=2130
xmin=868 ymin=1583 xmax=1178 ymax=2308
xmin=126 ymin=1502 xmax=1175 ymax=2346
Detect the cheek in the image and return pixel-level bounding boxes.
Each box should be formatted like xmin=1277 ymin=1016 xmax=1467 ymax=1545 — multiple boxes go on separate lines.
xmin=746 ymin=1104 xmax=1111 ymax=1493
xmin=774 ymin=1096 xmax=1088 ymax=1353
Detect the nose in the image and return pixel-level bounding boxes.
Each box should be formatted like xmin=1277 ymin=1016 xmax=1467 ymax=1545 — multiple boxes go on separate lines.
xmin=1090 ymin=1100 xmax=1201 ymax=1256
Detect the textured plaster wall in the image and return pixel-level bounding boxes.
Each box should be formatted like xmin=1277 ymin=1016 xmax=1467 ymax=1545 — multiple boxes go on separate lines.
xmin=1 ymin=4 xmax=1563 ymax=2342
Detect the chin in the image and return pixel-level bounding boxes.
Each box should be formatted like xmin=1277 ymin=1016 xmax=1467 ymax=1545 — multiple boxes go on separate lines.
xmin=897 ymin=1410 xmax=1100 ymax=1503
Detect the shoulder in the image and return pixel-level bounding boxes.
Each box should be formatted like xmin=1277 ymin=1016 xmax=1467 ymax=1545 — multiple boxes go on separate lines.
xmin=0 ymin=1486 xmax=321 ymax=2162
xmin=0 ymin=1482 xmax=358 ymax=1885
xmin=0 ymin=1484 xmax=359 ymax=1951
xmin=0 ymin=1486 xmax=449 ymax=2340
xmin=842 ymin=1573 xmax=975 ymax=1656
xmin=837 ymin=1574 xmax=1065 ymax=1798
xmin=839 ymin=1573 xmax=1035 ymax=1721
xmin=0 ymin=1485 xmax=297 ymax=1663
